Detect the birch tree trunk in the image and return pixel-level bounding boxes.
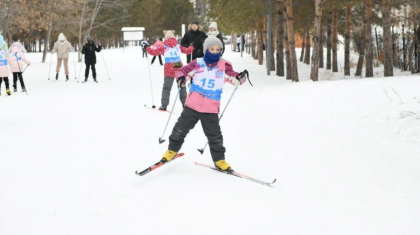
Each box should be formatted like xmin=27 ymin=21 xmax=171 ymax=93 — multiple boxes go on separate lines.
xmin=392 ymin=27 xmax=397 ymax=67
xmin=42 ymin=0 xmax=56 ymax=63
xmin=304 ymin=22 xmax=311 ymax=64
xmin=283 ymin=7 xmax=292 ymax=80
xmin=326 ymin=10 xmax=332 ymax=70
xmin=332 ymin=6 xmax=338 ymax=72
xmin=271 ymin=32 xmax=276 ymax=71
xmin=78 ymin=0 xmax=87 ymax=62
xmin=310 ymin=0 xmax=324 ymax=81
xmin=285 ymin=0 xmax=299 ymax=81
xmin=319 ymin=28 xmax=324 ymax=68
xmin=408 ymin=35 xmax=416 ymax=73
xmin=252 ymin=30 xmax=257 ymax=59
xmin=86 ymin=0 xmax=104 ymax=36
xmin=344 ymin=2 xmax=351 ymax=76
xmin=276 ymin=8 xmax=285 ymax=76
xmin=383 ymin=0 xmax=393 ymax=76
xmin=365 ymin=0 xmax=374 ymax=77
xmin=300 ymin=33 xmax=305 ymax=62
xmin=257 ymin=23 xmax=263 ymax=65
xmin=355 ymin=21 xmax=365 ymax=76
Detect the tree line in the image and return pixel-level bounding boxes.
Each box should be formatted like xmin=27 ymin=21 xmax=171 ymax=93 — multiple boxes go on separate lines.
xmin=1 ymin=0 xmax=419 ymax=81
xmin=0 ymin=0 xmax=195 ymax=62
xmin=209 ymin=0 xmax=420 ymax=81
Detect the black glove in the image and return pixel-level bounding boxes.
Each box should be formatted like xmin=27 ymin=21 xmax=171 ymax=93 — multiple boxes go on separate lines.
xmin=235 ymin=69 xmax=248 ymax=82
xmin=173 ymin=62 xmax=182 ymax=68
xmin=176 ymin=76 xmax=186 ymax=88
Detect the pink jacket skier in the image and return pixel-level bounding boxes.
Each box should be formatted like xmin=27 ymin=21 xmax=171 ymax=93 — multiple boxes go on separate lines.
xmin=142 ymin=30 xmax=193 ymax=110
xmin=8 ymin=42 xmax=30 ymax=72
xmin=160 ymin=36 xmax=248 ymax=172
xmin=8 ymin=42 xmax=30 ymax=92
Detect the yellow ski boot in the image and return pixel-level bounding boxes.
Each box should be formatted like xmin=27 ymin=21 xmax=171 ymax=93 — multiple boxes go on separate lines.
xmin=6 ymin=89 xmax=11 ymax=96
xmin=215 ymin=160 xmax=232 ymax=171
xmin=162 ymin=150 xmax=177 ymax=162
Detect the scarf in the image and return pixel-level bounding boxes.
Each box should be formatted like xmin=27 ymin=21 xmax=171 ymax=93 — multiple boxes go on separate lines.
xmin=203 ymin=51 xmax=221 ymax=64
xmin=208 ymin=31 xmax=220 ymax=37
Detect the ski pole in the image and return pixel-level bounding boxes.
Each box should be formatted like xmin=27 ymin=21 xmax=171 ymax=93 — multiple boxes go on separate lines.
xmin=197 ymin=73 xmax=251 ymax=154
xmin=100 ymin=48 xmax=110 ymax=80
xmin=15 ymin=54 xmax=28 ymax=95
xmin=22 ymin=65 xmax=28 ymax=74
xmin=146 ymin=51 xmax=156 ymax=108
xmin=77 ymin=52 xmax=83 ymax=83
xmin=72 ymin=50 xmax=77 ymax=80
xmin=159 ymin=88 xmax=180 ymax=144
xmin=48 ymin=52 xmax=53 ymax=80
xmin=198 ymin=72 xmax=251 ymax=154
xmin=197 ymin=76 xmax=247 ymax=154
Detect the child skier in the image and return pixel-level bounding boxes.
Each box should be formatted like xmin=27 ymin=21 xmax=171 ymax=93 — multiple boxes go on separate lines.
xmin=0 ymin=34 xmax=11 ymax=96
xmin=8 ymin=42 xmax=30 ymax=92
xmin=151 ymin=38 xmax=163 ymax=66
xmin=141 ymin=30 xmax=193 ymax=110
xmin=82 ymin=36 xmax=102 ymax=83
xmin=161 ymin=36 xmax=248 ymax=171
xmin=52 ymin=33 xmax=73 ymax=81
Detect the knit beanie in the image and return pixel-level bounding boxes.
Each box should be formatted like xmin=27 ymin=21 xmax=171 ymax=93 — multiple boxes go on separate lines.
xmin=203 ymin=36 xmax=223 ymax=53
xmin=191 ymin=20 xmax=199 ymax=26
xmin=85 ymin=35 xmax=92 ymax=42
xmin=163 ymin=30 xmax=175 ymax=39
xmin=58 ymin=33 xmax=66 ymax=41
xmin=209 ymin=22 xmax=217 ymax=31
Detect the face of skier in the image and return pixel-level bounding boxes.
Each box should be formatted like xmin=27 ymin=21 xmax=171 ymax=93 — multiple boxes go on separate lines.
xmin=85 ymin=39 xmax=89 ymax=44
xmin=191 ymin=24 xmax=199 ymax=31
xmin=208 ymin=45 xmax=221 ymax=54
xmin=209 ymin=27 xmax=215 ymax=32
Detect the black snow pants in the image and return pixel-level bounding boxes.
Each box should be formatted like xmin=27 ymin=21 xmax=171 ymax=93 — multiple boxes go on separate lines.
xmin=168 ymin=106 xmax=226 ymax=162
xmin=0 ymin=77 xmax=10 ymax=89
xmin=85 ymin=63 xmax=96 ymax=79
xmin=13 ymin=72 xmax=25 ymax=89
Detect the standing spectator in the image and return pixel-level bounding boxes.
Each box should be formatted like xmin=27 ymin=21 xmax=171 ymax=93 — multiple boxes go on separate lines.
xmin=142 ymin=38 xmax=148 ymax=58
xmin=236 ymin=35 xmax=241 ymax=52
xmin=208 ymin=22 xmax=225 ymax=55
xmin=0 ymin=34 xmax=11 ymax=96
xmin=52 ymin=33 xmax=73 ymax=81
xmin=82 ymin=36 xmax=102 ymax=83
xmin=8 ymin=42 xmax=30 ymax=92
xmin=181 ymin=20 xmax=207 ymax=63
xmin=151 ymin=38 xmax=163 ymax=65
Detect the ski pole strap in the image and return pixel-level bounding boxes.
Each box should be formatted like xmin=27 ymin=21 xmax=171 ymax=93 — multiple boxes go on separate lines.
xmin=244 ymin=70 xmax=253 ymax=87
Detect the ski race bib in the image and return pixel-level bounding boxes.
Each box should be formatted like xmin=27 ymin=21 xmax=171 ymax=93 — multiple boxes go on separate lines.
xmin=0 ymin=50 xmax=7 ymax=66
xmin=164 ymin=45 xmax=181 ymax=64
xmin=11 ymin=52 xmax=22 ymax=61
xmin=189 ymin=58 xmax=225 ymax=101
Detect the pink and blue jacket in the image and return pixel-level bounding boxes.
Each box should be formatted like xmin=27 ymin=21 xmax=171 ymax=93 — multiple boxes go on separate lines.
xmin=175 ymin=58 xmax=243 ymax=114
xmin=146 ymin=38 xmax=193 ymax=77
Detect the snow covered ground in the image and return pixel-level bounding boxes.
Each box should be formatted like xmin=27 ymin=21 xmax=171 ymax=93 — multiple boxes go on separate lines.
xmin=1 ymin=45 xmax=419 ymax=235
